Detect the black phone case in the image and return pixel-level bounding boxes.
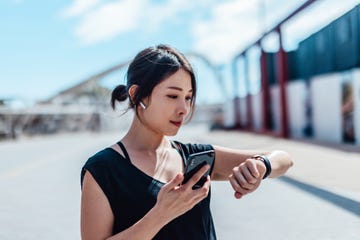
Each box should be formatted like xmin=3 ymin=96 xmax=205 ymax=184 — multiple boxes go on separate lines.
xmin=182 ymin=150 xmax=215 ymax=189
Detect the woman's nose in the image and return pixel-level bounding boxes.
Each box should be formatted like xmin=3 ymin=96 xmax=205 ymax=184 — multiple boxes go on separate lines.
xmin=177 ymin=100 xmax=190 ymax=116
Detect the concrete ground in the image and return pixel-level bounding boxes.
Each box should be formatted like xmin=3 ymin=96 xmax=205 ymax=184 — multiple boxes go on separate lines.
xmin=0 ymin=124 xmax=359 ymax=239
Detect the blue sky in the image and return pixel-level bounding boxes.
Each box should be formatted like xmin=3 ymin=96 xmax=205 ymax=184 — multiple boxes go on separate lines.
xmin=1 ymin=0 xmax=359 ymax=106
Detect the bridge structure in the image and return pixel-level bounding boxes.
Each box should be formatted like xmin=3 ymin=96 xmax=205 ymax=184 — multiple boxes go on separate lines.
xmin=0 ymin=52 xmax=227 ymax=140
xmin=231 ymin=0 xmax=318 ymax=138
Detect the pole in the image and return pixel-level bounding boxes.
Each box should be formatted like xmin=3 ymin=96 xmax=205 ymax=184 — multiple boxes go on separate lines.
xmin=277 ymin=27 xmax=289 ymax=138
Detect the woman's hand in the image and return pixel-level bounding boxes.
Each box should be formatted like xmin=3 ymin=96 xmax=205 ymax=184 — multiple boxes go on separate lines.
xmin=228 ymin=158 xmax=266 ymax=199
xmin=154 ymin=165 xmax=211 ymax=223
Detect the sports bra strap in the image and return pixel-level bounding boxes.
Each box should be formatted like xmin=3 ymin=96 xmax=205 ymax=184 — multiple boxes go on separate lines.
xmin=117 ymin=141 xmax=131 ymax=162
xmin=117 ymin=140 xmax=187 ymax=166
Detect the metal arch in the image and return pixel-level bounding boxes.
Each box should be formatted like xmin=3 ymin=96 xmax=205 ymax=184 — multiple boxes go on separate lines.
xmin=185 ymin=51 xmax=228 ymax=99
xmin=53 ymin=60 xmax=131 ymax=99
xmin=50 ymin=51 xmax=227 ymax=101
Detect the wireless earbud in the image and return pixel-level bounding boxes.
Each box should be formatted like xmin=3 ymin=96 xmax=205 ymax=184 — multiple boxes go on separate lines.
xmin=139 ymin=101 xmax=147 ymax=110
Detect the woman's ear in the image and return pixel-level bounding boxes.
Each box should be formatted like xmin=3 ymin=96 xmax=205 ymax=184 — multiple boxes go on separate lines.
xmin=128 ymin=84 xmax=139 ymax=104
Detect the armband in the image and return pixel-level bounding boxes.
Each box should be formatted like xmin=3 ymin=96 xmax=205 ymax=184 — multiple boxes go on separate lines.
xmin=252 ymin=155 xmax=271 ymax=179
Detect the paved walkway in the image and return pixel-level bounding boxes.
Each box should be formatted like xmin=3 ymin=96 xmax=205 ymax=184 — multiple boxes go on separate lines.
xmin=177 ymin=125 xmax=360 ymax=194
xmin=177 ymin=125 xmax=360 ymax=239
xmin=0 ymin=124 xmax=359 ymax=239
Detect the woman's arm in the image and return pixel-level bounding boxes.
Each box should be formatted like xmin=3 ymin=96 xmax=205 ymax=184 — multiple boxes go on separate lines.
xmin=212 ymin=146 xmax=293 ymax=180
xmin=81 ymin=165 xmax=212 ymax=240
xmin=211 ymin=146 xmax=293 ymax=198
xmin=81 ymin=171 xmax=114 ymax=239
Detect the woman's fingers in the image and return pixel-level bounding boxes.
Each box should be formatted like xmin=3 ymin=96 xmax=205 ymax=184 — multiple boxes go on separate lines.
xmin=229 ymin=160 xmax=264 ymax=199
xmin=162 ymin=173 xmax=183 ymax=192
xmin=231 ymin=167 xmax=253 ymax=190
xmin=243 ymin=160 xmax=260 ymax=181
xmin=191 ymin=176 xmax=211 ymax=201
xmin=241 ymin=167 xmax=257 ymax=184
xmin=229 ymin=175 xmax=251 ymax=195
xmin=234 ymin=191 xmax=243 ymax=199
xmin=157 ymin=170 xmax=211 ymax=219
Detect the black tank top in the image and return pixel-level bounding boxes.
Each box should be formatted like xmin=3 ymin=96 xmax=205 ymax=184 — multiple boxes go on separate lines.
xmin=81 ymin=141 xmax=217 ymax=240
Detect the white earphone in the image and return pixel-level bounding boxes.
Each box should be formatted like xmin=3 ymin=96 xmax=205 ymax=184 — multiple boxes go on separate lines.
xmin=139 ymin=101 xmax=147 ymax=110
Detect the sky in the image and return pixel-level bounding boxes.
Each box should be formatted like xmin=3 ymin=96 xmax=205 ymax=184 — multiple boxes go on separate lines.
xmin=1 ymin=0 xmax=359 ymax=107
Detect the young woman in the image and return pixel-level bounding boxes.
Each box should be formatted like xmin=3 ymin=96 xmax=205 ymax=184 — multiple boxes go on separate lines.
xmin=80 ymin=44 xmax=293 ymax=240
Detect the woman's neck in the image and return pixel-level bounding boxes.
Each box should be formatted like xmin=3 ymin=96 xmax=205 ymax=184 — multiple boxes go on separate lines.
xmin=121 ymin=117 xmax=170 ymax=152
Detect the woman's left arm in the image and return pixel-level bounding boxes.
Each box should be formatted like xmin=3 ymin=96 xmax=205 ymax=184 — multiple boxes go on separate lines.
xmin=211 ymin=146 xmax=293 ymax=198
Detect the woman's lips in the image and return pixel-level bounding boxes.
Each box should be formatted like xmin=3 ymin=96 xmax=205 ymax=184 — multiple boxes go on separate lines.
xmin=170 ymin=121 xmax=182 ymax=127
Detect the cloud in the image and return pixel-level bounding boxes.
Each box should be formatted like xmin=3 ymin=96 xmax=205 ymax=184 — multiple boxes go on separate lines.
xmin=145 ymin=0 xmax=191 ymax=32
xmin=60 ymin=0 xmax=102 ymax=18
xmin=191 ymin=1 xmax=261 ymax=64
xmin=61 ymin=0 xmax=228 ymax=49
xmin=191 ymin=0 xmax=360 ymax=64
xmin=62 ymin=0 xmax=194 ymax=45
xmin=60 ymin=0 xmax=360 ymax=64
xmin=73 ymin=0 xmax=145 ymax=45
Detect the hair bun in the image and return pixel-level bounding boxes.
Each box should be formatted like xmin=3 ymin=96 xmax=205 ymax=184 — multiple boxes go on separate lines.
xmin=111 ymin=84 xmax=128 ymax=109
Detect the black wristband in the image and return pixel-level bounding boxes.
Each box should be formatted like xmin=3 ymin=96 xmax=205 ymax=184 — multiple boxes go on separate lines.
xmin=252 ymin=155 xmax=272 ymax=179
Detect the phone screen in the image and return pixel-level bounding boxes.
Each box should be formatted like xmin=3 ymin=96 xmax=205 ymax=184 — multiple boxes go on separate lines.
xmin=182 ymin=150 xmax=215 ymax=189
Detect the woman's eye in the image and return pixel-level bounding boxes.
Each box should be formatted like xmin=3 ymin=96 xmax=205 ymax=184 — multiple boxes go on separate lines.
xmin=186 ymin=96 xmax=193 ymax=102
xmin=167 ymin=95 xmax=177 ymax=99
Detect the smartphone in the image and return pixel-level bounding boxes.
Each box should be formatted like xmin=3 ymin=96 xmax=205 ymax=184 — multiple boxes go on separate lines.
xmin=182 ymin=150 xmax=215 ymax=189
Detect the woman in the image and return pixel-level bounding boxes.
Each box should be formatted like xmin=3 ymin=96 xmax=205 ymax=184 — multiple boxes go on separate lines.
xmin=80 ymin=44 xmax=293 ymax=240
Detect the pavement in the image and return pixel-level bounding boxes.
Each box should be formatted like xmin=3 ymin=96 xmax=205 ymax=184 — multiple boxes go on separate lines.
xmin=177 ymin=124 xmax=360 ymax=239
xmin=0 ymin=123 xmax=359 ymax=239
xmin=177 ymin=124 xmax=360 ymax=193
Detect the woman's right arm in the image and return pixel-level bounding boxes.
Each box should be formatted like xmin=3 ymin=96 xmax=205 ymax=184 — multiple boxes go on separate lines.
xmin=81 ymin=171 xmax=114 ymax=239
xmin=81 ymin=164 xmax=211 ymax=240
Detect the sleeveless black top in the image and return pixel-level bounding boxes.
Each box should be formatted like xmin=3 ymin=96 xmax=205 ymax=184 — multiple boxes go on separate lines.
xmin=81 ymin=141 xmax=217 ymax=240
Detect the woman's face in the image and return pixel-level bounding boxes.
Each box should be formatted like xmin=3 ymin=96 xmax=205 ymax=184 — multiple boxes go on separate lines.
xmin=140 ymin=68 xmax=193 ymax=136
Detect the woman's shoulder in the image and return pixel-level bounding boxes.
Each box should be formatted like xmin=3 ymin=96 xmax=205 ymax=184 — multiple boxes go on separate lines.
xmin=81 ymin=147 xmax=125 ymax=186
xmin=84 ymin=147 xmax=121 ymax=168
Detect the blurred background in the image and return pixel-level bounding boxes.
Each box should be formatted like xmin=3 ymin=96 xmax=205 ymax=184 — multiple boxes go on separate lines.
xmin=1 ymin=1 xmax=360 ymax=239
xmin=1 ymin=0 xmax=360 ymax=145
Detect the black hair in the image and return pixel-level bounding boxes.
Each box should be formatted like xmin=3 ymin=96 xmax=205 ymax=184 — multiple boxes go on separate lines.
xmin=110 ymin=44 xmax=197 ymax=120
